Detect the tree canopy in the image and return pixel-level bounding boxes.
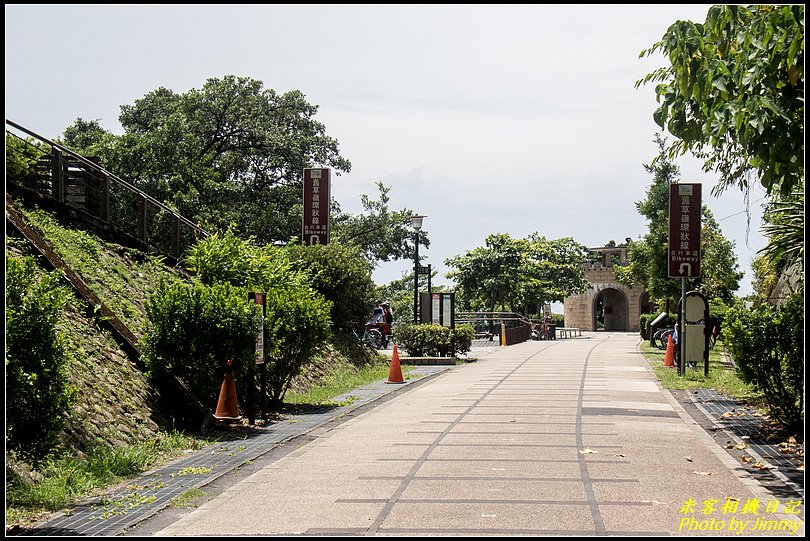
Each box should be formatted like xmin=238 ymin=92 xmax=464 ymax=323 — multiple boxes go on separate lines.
xmin=60 ymin=76 xmax=351 ymax=244
xmin=638 ymin=5 xmax=804 ymax=198
xmin=445 ymin=233 xmax=590 ymax=316
xmin=330 ymin=181 xmax=429 ymax=265
xmin=616 ymin=135 xmax=742 ymax=305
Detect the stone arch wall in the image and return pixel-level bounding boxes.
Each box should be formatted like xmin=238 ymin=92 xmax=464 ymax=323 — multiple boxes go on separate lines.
xmin=593 ymin=287 xmax=629 ymax=331
xmin=564 ymin=265 xmax=647 ymax=332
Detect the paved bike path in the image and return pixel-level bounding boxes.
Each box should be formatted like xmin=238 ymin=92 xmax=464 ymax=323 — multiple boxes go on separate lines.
xmin=152 ymin=333 xmax=804 ymax=536
xmin=15 ymin=365 xmax=453 ymax=536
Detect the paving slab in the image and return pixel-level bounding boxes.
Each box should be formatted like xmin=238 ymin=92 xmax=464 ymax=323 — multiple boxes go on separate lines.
xmin=15 ymin=335 xmax=802 ymax=537
xmin=143 ymin=334 xmax=804 ymax=536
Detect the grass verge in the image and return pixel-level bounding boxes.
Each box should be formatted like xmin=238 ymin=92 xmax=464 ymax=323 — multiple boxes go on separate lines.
xmin=285 ymin=360 xmax=416 ymax=407
xmin=5 ymin=430 xmax=209 ymax=528
xmin=638 ymin=338 xmax=762 ymax=406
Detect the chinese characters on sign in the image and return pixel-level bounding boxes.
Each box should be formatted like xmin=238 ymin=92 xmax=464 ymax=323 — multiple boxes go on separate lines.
xmin=303 ymin=168 xmax=330 ymax=245
xmin=677 ymin=497 xmax=803 ymax=535
xmin=668 ymin=183 xmax=702 ymax=278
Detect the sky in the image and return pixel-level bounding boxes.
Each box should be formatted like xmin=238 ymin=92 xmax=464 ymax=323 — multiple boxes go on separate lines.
xmin=5 ymin=4 xmax=770 ymax=302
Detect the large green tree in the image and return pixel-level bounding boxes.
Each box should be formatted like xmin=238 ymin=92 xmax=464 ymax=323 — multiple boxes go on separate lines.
xmin=699 ymin=210 xmax=744 ymax=303
xmin=638 ymin=4 xmax=804 ymax=198
xmin=617 ymin=135 xmax=742 ymax=306
xmin=331 ymin=181 xmax=429 ymax=265
xmin=60 ymin=76 xmax=351 ymax=244
xmin=445 ymin=233 xmax=589 ymax=316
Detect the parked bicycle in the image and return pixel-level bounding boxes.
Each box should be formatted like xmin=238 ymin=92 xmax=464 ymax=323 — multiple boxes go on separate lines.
xmin=352 ymin=326 xmax=384 ymax=350
xmin=654 ymin=325 xmax=717 ymax=351
xmin=652 ymin=327 xmax=675 ymax=350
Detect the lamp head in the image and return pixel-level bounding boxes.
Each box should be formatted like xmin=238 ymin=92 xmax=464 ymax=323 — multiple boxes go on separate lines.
xmin=410 ymin=214 xmax=426 ymax=231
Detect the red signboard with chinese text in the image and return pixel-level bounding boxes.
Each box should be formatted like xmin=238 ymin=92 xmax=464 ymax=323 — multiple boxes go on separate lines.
xmin=668 ymin=183 xmax=701 ymax=278
xmin=303 ymin=168 xmax=330 ymax=245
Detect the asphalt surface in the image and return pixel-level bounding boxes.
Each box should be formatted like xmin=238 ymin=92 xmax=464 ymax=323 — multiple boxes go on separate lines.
xmin=16 ymin=334 xmax=804 ymax=536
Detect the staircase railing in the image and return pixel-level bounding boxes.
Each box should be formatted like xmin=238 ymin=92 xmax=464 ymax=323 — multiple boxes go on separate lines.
xmin=6 ymin=119 xmax=207 ymax=261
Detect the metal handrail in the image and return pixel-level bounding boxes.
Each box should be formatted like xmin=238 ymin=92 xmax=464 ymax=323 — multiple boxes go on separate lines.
xmin=6 ymin=119 xmax=207 ymax=236
xmin=456 ymin=311 xmax=546 ymax=326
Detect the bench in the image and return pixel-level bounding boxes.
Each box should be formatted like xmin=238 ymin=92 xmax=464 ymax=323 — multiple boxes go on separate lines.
xmin=557 ymin=327 xmax=582 ymax=339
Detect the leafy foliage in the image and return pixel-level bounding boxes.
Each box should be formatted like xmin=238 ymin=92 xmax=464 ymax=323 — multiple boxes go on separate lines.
xmin=263 ymin=283 xmax=332 ymax=407
xmin=6 ymin=131 xmax=49 ymax=184
xmin=619 ymin=135 xmax=742 ymax=307
xmin=5 ymin=255 xmax=76 ymax=467
xmin=331 ymin=181 xmax=429 ymax=264
xmin=169 ymin=230 xmax=334 ymax=408
xmin=445 ymin=233 xmax=589 ymax=316
xmin=699 ymin=210 xmax=744 ymax=303
xmin=759 ymin=190 xmax=804 ymax=272
xmin=375 ymin=270 xmax=446 ymax=324
xmin=638 ymin=313 xmax=656 ymax=341
xmin=394 ymin=324 xmax=475 ymax=358
xmin=721 ymin=291 xmax=804 ymax=432
xmin=60 ymin=76 xmax=351 ymax=244
xmin=638 ymin=5 xmax=804 ymax=198
xmin=183 ymin=228 xmax=297 ymax=292
xmin=284 ymin=242 xmax=376 ymax=334
xmin=142 ymin=279 xmax=261 ymax=409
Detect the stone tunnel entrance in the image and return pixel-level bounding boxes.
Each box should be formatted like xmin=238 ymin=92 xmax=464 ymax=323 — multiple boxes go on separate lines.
xmin=593 ymin=288 xmax=629 ymax=331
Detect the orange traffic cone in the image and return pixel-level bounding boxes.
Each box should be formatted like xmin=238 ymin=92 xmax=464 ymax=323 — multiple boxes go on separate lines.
xmin=387 ymin=344 xmax=405 ymax=384
xmin=214 ymin=362 xmax=242 ymax=421
xmin=664 ymin=335 xmax=675 ymax=367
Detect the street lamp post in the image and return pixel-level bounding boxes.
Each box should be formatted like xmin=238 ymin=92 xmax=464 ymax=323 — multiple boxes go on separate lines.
xmin=411 ymin=215 xmax=425 ymax=324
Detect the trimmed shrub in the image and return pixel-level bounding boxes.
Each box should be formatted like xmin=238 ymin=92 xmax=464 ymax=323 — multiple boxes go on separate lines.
xmin=142 ymin=279 xmax=261 ymax=410
xmin=264 ymin=284 xmax=332 ymax=407
xmin=395 ymin=323 xmax=475 ymax=358
xmin=285 ymin=242 xmax=376 ymax=334
xmin=639 ymin=313 xmax=655 ymax=340
xmin=172 ymin=231 xmax=335 ymax=409
xmin=721 ymin=291 xmax=804 ymax=433
xmin=6 ymin=255 xmax=76 ymax=467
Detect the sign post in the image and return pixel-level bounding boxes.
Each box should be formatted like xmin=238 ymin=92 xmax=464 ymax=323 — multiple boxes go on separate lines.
xmin=303 ymin=168 xmax=330 ymax=245
xmin=248 ymin=291 xmax=267 ymax=423
xmin=419 ymin=291 xmax=455 ymax=328
xmin=669 ymin=183 xmax=702 ymax=376
xmin=679 ymin=291 xmax=710 ymax=376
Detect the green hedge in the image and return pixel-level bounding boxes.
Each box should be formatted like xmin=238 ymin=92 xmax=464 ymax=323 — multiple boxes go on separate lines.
xmin=640 ymin=312 xmax=677 ymax=340
xmin=6 ymin=255 xmax=76 ymax=467
xmin=151 ymin=231 xmax=334 ymax=411
xmin=639 ymin=313 xmax=655 ymax=340
xmin=721 ymin=292 xmax=804 ymax=433
xmin=394 ymin=323 xmax=475 ymax=357
xmin=143 ymin=279 xmax=261 ymax=409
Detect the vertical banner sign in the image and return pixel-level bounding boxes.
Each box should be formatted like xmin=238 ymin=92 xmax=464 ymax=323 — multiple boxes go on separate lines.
xmin=668 ymin=183 xmax=702 ymax=278
xmin=442 ymin=295 xmax=453 ymax=328
xmin=431 ymin=293 xmax=441 ymax=324
xmin=303 ymin=168 xmax=330 ymax=245
xmin=250 ymin=292 xmax=266 ymax=365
